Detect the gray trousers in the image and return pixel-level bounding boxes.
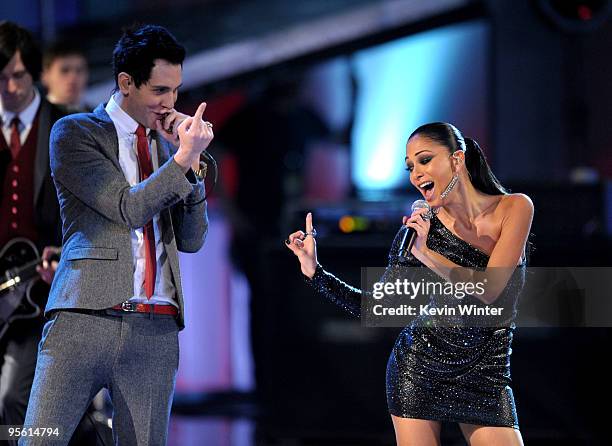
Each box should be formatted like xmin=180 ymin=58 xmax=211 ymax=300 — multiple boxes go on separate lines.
xmin=20 ymin=310 xmax=179 ymax=446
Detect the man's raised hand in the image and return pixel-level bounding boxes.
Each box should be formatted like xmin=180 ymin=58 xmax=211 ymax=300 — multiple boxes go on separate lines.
xmin=174 ymin=102 xmax=214 ymax=172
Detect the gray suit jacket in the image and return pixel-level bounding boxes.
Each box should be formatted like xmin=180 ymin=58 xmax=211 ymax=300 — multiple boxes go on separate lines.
xmin=46 ymin=104 xmax=208 ymax=329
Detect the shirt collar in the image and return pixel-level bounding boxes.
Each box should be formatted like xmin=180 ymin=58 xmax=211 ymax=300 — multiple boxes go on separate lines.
xmin=105 ymin=94 xmax=150 ymax=138
xmin=0 ymin=88 xmax=41 ymax=129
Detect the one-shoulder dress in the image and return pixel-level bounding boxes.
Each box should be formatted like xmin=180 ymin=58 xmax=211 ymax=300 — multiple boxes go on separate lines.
xmin=307 ymin=213 xmax=525 ymax=428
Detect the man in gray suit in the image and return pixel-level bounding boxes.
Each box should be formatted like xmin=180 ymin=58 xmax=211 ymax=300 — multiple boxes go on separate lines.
xmin=21 ymin=25 xmax=212 ymax=445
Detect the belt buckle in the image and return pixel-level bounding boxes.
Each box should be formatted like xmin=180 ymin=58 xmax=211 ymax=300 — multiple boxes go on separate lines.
xmin=121 ymin=302 xmax=137 ymax=312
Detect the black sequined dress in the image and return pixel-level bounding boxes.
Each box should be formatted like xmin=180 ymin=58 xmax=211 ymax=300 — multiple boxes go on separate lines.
xmin=308 ymin=214 xmax=524 ymax=428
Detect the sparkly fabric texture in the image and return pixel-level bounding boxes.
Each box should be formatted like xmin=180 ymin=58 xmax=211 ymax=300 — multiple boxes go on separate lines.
xmin=307 ymin=214 xmax=524 ymax=428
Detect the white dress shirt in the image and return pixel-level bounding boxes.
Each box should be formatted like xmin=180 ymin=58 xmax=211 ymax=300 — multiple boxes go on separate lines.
xmin=105 ymin=95 xmax=177 ymax=307
xmin=0 ymin=88 xmax=41 ymax=144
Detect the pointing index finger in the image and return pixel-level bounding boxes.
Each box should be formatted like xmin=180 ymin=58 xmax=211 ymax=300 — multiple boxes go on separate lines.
xmin=305 ymin=212 xmax=313 ymax=233
xmin=193 ymin=102 xmax=207 ymax=128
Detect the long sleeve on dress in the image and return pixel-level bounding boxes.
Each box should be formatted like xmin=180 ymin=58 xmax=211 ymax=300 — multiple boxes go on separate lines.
xmin=306 ymin=226 xmax=424 ymax=318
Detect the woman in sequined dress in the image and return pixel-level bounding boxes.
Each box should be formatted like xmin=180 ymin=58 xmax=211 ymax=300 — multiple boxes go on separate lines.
xmin=285 ymin=122 xmax=533 ymax=445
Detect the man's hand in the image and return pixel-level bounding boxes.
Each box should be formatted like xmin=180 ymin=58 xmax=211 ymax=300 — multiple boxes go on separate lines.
xmin=155 ymin=109 xmax=189 ymax=147
xmin=173 ymin=102 xmax=214 ymax=172
xmin=36 ymin=246 xmax=61 ymax=285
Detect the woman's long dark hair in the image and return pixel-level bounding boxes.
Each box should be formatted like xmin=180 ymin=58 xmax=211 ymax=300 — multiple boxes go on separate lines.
xmin=408 ymin=122 xmax=507 ymax=195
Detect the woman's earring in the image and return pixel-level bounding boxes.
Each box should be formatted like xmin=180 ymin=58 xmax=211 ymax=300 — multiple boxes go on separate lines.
xmin=440 ymin=174 xmax=459 ymax=199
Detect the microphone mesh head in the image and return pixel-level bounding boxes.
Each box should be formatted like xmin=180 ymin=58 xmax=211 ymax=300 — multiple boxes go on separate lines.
xmin=411 ymin=199 xmax=433 ymax=221
xmin=411 ymin=199 xmax=430 ymax=212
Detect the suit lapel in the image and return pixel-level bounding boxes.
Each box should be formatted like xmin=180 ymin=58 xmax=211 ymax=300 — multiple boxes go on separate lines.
xmin=153 ymin=131 xmax=173 ymax=170
xmin=151 ymin=133 xmax=178 ymax=254
xmin=93 ymin=104 xmax=122 ymax=171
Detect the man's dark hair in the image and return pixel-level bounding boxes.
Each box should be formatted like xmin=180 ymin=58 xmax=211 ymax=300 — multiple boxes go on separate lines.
xmin=0 ymin=21 xmax=42 ymax=81
xmin=112 ymin=24 xmax=185 ymax=91
xmin=43 ymin=40 xmax=87 ymax=70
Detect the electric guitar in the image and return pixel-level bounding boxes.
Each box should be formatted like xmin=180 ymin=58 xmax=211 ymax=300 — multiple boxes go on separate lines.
xmin=0 ymin=238 xmax=47 ymax=340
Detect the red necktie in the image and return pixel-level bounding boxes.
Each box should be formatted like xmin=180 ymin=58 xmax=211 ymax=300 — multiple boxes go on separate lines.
xmin=135 ymin=125 xmax=156 ymax=299
xmin=10 ymin=117 xmax=21 ymax=159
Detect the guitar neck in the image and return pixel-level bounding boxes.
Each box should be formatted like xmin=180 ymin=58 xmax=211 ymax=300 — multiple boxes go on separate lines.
xmin=15 ymin=259 xmax=41 ymax=280
xmin=0 ymin=259 xmax=41 ymax=292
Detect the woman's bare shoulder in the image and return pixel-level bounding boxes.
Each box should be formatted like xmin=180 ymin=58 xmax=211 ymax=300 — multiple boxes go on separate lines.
xmin=500 ymin=193 xmax=534 ymax=220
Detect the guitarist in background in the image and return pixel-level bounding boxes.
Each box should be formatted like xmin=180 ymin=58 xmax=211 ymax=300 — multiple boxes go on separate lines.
xmin=0 ymin=21 xmax=64 ymax=432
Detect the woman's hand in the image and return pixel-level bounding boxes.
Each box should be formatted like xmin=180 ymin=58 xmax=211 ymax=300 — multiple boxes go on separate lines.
xmin=285 ymin=212 xmax=318 ymax=279
xmin=402 ymin=207 xmax=431 ymax=256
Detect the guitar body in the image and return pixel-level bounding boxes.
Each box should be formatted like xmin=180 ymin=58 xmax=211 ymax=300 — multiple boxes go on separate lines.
xmin=0 ymin=238 xmax=45 ymax=340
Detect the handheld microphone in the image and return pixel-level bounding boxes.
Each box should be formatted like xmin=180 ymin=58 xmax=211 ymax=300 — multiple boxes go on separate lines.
xmin=399 ymin=200 xmax=432 ymax=258
xmin=200 ymin=150 xmax=215 ymax=164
